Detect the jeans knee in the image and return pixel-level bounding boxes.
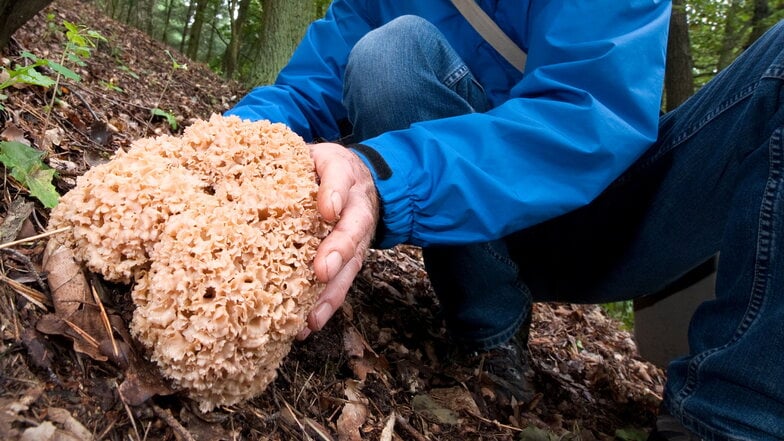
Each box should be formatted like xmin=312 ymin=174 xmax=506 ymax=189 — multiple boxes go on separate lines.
xmin=345 ymin=15 xmax=443 ymax=105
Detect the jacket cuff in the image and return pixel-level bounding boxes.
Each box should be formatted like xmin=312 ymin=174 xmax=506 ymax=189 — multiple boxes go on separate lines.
xmin=347 ymin=143 xmax=412 ymax=248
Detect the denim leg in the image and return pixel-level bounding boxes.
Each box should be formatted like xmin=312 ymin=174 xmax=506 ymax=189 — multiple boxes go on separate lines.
xmin=343 ymin=15 xmax=488 ymax=140
xmin=505 ymin=21 xmax=784 ymax=439
xmin=343 ymin=15 xmax=529 ymax=350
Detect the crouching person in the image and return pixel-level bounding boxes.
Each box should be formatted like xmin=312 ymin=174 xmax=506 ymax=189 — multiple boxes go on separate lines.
xmin=227 ymin=1 xmax=784 ymax=439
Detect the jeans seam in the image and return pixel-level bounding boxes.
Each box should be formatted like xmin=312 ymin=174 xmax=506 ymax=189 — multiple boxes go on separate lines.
xmin=673 ymin=127 xmax=784 ymax=439
xmin=611 ymin=81 xmax=758 ymax=189
xmin=443 ymin=63 xmax=470 ymax=88
xmin=762 ymin=63 xmax=784 ymax=80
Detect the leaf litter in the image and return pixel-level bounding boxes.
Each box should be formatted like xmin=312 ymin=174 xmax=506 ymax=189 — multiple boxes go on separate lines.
xmin=0 ymin=0 xmax=665 ymax=439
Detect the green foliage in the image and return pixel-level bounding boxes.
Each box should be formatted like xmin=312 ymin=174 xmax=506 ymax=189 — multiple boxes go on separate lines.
xmin=601 ymin=301 xmax=635 ymax=331
xmin=0 ymin=141 xmax=60 ymax=208
xmin=150 ymin=108 xmax=178 ymax=130
xmin=99 ymin=79 xmax=123 ymax=92
xmin=615 ymin=428 xmax=649 ymax=441
xmin=63 ymin=21 xmax=107 ymax=65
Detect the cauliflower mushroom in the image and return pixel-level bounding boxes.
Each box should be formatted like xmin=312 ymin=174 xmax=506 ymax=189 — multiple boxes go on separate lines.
xmin=48 ymin=114 xmax=331 ymax=411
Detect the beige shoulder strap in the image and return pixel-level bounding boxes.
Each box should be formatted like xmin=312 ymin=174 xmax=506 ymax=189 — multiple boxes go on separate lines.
xmin=450 ymin=0 xmax=527 ymax=72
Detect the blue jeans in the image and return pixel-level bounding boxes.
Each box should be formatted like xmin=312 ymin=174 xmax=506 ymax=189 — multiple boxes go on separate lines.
xmin=343 ymin=15 xmax=784 ymax=440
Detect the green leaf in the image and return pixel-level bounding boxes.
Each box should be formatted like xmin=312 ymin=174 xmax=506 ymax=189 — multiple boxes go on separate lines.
xmin=45 ymin=60 xmax=81 ymax=82
xmin=20 ymin=51 xmax=40 ymax=62
xmin=0 ymin=141 xmax=60 ymax=208
xmin=518 ymin=426 xmax=559 ymax=441
xmin=151 ymin=108 xmax=178 ymax=130
xmin=615 ymin=428 xmax=649 ymax=441
xmin=14 ymin=67 xmax=56 ymax=88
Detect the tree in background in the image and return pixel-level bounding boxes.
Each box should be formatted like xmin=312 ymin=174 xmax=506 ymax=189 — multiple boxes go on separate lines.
xmin=665 ymin=0 xmax=695 ymax=111
xmin=73 ymin=0 xmax=784 ymax=92
xmin=0 ymin=0 xmax=54 ymax=52
xmin=223 ymin=0 xmax=252 ymax=78
xmin=251 ymin=0 xmax=317 ymax=85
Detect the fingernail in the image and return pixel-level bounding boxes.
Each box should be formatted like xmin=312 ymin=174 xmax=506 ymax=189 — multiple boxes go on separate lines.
xmin=331 ymin=192 xmax=342 ymax=217
xmin=314 ymin=302 xmax=333 ymax=329
xmin=297 ymin=327 xmax=311 ymax=340
xmin=325 ymin=251 xmax=343 ymax=280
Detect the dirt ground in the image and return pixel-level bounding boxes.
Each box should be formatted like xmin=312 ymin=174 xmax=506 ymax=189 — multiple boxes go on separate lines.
xmin=0 ymin=1 xmax=665 ymax=439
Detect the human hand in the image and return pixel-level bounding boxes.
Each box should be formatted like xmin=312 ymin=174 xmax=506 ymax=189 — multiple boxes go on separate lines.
xmin=299 ymin=142 xmax=379 ymax=339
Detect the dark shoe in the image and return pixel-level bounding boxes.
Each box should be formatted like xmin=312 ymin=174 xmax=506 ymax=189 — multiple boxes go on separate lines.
xmin=445 ymin=335 xmax=535 ymax=408
xmin=648 ymin=412 xmax=702 ymax=441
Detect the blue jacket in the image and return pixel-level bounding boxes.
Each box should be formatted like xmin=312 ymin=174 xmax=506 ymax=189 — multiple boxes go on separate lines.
xmin=227 ymin=0 xmax=671 ymax=248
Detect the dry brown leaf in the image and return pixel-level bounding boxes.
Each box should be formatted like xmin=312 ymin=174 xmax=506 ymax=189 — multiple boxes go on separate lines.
xmin=0 ymin=198 xmax=34 ymax=244
xmin=0 ymin=124 xmax=29 ymax=145
xmin=336 ymin=380 xmax=368 ymax=441
xmin=42 ymin=240 xmax=89 ymax=317
xmin=430 ymin=386 xmax=481 ymax=416
xmin=46 ymin=408 xmax=94 ymax=441
xmin=118 ymin=352 xmax=176 ymax=406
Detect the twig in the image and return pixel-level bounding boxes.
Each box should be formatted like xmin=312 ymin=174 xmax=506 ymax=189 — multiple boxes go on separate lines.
xmin=91 ymin=283 xmax=119 ymax=359
xmin=394 ymin=414 xmax=428 ymax=441
xmin=468 ymin=411 xmax=524 ymax=432
xmin=118 ymin=389 xmax=141 ymax=441
xmin=0 ymin=274 xmax=50 ymax=309
xmin=151 ymin=403 xmax=197 ymax=441
xmin=1 ymin=248 xmax=49 ymax=293
xmin=63 ymin=319 xmax=99 ymax=348
xmin=68 ymin=87 xmax=99 ymax=120
xmin=0 ymin=226 xmax=71 ymax=250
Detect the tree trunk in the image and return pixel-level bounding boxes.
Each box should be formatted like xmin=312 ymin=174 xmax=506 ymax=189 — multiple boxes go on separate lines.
xmin=664 ymin=0 xmax=694 ymax=112
xmin=180 ymin=0 xmax=195 ymax=53
xmin=223 ymin=0 xmax=251 ymax=78
xmin=744 ymin=0 xmax=771 ymax=49
xmin=0 ymin=0 xmax=54 ymax=52
xmin=716 ymin=0 xmax=743 ymax=71
xmin=186 ymin=0 xmax=209 ymax=60
xmin=161 ymin=0 xmax=174 ymax=43
xmin=253 ymin=0 xmax=315 ymax=85
xmin=205 ymin=4 xmax=218 ymax=62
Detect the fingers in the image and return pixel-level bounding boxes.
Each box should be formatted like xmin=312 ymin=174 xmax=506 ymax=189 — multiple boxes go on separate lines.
xmin=307 ymin=253 xmax=363 ymax=331
xmin=310 ymin=143 xmax=354 ymax=221
xmin=300 ymin=142 xmax=380 ymax=337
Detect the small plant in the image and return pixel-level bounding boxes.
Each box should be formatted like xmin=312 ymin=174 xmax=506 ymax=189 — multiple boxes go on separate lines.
xmin=150 ymin=107 xmax=178 ymax=130
xmin=148 ymin=50 xmax=187 ymax=131
xmin=601 ymin=300 xmax=635 ymax=330
xmin=0 ymin=141 xmax=60 ymax=208
xmin=42 ymin=22 xmax=106 ymax=127
xmin=99 ymin=79 xmax=123 ymax=92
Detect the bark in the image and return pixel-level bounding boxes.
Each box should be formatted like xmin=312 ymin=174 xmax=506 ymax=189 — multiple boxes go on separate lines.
xmin=664 ymin=0 xmax=694 ymax=111
xmin=161 ymin=0 xmax=174 ymax=43
xmin=179 ymin=0 xmax=195 ymax=53
xmin=253 ymin=0 xmax=314 ymax=85
xmin=223 ymin=0 xmax=251 ymax=78
xmin=744 ymin=0 xmax=771 ymax=49
xmin=0 ymin=0 xmax=54 ymax=52
xmin=716 ymin=0 xmax=743 ymax=71
xmin=186 ymin=0 xmax=210 ymax=60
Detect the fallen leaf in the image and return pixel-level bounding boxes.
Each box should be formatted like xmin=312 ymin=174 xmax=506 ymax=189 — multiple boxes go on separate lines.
xmin=0 ymin=124 xmax=29 ymax=145
xmin=411 ymin=394 xmax=459 ymax=426
xmin=118 ymin=350 xmax=176 ymax=405
xmin=429 ymin=386 xmax=481 ymax=416
xmin=336 ymin=380 xmax=367 ymax=441
xmin=0 ymin=197 xmax=34 ymax=243
xmin=21 ymin=328 xmax=54 ymax=370
xmin=42 ymin=240 xmax=89 ymax=317
xmin=46 ymin=408 xmax=94 ymax=441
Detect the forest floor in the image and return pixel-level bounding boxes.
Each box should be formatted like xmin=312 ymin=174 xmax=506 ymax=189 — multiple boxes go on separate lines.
xmin=0 ymin=1 xmax=666 ymax=440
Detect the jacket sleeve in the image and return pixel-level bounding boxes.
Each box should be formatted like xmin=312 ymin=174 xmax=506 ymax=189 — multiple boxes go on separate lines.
xmin=225 ymin=0 xmax=374 ymax=142
xmin=356 ymin=1 xmax=671 ymax=248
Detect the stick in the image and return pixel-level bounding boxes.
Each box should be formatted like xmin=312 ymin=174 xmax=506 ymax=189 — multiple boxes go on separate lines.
xmin=0 ymin=227 xmax=71 ymax=250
